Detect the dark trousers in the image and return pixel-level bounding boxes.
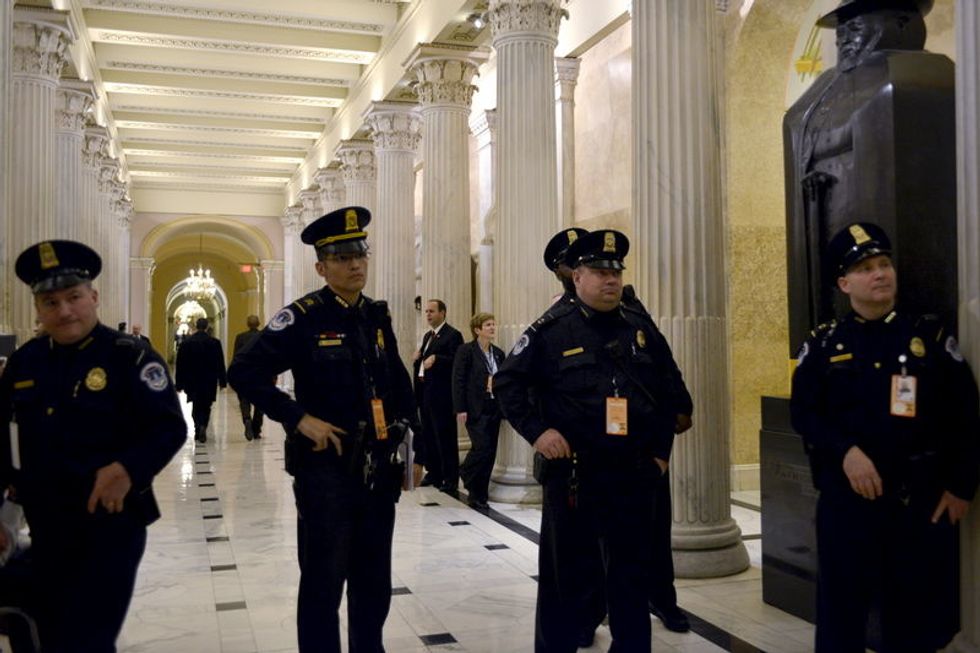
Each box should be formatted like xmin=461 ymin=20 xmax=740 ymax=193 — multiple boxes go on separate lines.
xmin=815 ymin=481 xmax=958 ymax=653
xmin=238 ymin=393 xmax=264 ymax=432
xmin=27 ymin=508 xmax=147 ymax=653
xmin=460 ymin=413 xmax=501 ymax=502
xmin=189 ymin=397 xmax=213 ymax=432
xmin=419 ymin=398 xmax=458 ymax=487
xmin=536 ymin=460 xmax=658 ymax=653
xmin=649 ymin=471 xmax=678 ymax=609
xmin=292 ymin=458 xmax=396 ymax=653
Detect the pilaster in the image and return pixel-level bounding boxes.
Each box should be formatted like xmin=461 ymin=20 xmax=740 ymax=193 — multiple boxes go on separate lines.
xmin=470 ymin=109 xmax=498 ymax=314
xmin=555 ymin=57 xmax=579 ymax=229
xmin=81 ymin=122 xmax=108 ymax=250
xmin=0 ymin=0 xmax=13 ymax=334
xmin=55 ymin=78 xmax=95 ymax=241
xmin=631 ymin=0 xmax=748 ymax=577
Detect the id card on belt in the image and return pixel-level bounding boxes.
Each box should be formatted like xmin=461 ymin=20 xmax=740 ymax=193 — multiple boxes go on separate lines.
xmin=890 ymin=375 xmax=917 ymax=418
xmin=371 ymin=399 xmax=388 ymax=440
xmin=606 ymin=397 xmax=628 ymax=436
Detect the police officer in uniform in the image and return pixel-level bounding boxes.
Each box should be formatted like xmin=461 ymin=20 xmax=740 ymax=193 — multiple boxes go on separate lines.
xmin=228 ymin=207 xmax=416 ymax=653
xmin=496 ymin=230 xmax=689 ymax=653
xmin=0 ymin=240 xmax=186 ymax=653
xmin=791 ymin=222 xmax=980 ymax=653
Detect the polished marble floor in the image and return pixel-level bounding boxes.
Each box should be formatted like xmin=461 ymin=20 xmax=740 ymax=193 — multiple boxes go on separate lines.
xmin=116 ymin=392 xmax=814 ymax=653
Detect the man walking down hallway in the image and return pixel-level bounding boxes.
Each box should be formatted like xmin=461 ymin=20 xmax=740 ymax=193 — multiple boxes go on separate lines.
xmin=176 ymin=317 xmax=227 ymax=443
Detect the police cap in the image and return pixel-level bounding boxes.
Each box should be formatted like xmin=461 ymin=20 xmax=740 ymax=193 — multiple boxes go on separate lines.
xmin=828 ymin=222 xmax=892 ymax=275
xmin=817 ymin=0 xmax=932 ymax=28
xmin=15 ymin=240 xmax=102 ymax=294
xmin=543 ymin=228 xmax=589 ymax=271
xmin=565 ymin=229 xmax=629 ymax=270
xmin=301 ymin=206 xmax=371 ymax=255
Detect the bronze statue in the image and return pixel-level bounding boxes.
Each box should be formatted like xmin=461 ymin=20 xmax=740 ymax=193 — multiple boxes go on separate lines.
xmin=783 ymin=0 xmax=957 ymax=352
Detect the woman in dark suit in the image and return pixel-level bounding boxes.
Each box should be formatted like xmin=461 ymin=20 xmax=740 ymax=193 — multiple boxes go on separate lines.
xmin=452 ymin=313 xmax=505 ymax=509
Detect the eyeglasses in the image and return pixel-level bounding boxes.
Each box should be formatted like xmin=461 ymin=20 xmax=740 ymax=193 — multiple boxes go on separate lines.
xmin=324 ymin=252 xmax=369 ymax=265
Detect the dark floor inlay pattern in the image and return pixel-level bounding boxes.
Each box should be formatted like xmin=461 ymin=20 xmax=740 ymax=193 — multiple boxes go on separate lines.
xmin=391 ymin=587 xmax=412 ymax=596
xmin=211 ymin=564 xmax=237 ymax=572
xmin=203 ymin=514 xmax=223 ymax=520
xmin=742 ymin=533 xmax=762 ymax=541
xmin=198 ymin=483 xmax=215 ymax=487
xmin=197 ymin=471 xmax=213 ymax=475
xmin=216 ymin=601 xmax=248 ymax=612
xmin=200 ymin=497 xmax=219 ymax=502
xmin=686 ymin=612 xmax=767 ymax=653
xmin=206 ymin=536 xmax=230 ymax=542
xmin=419 ymin=633 xmax=456 ymax=646
xmin=530 ymin=575 xmax=539 ymax=582
xmin=448 ymin=520 xmax=470 ymax=526
xmin=485 ymin=544 xmax=509 ymax=550
xmin=420 ymin=502 xmax=440 ymax=507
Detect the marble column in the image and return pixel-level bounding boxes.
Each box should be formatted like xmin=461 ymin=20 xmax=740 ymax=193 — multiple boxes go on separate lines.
xmin=115 ymin=197 xmax=133 ymax=326
xmin=336 ymin=139 xmax=377 ymax=297
xmin=259 ymin=259 xmax=285 ymax=323
xmin=632 ymin=0 xmax=748 ymax=577
xmin=9 ymin=6 xmax=74 ymax=343
xmin=486 ymin=0 xmax=566 ymax=503
xmin=555 ymin=57 xmax=579 ymax=230
xmin=951 ymin=2 xmax=980 ymax=649
xmin=364 ymin=101 xmax=422 ymax=367
xmin=314 ymin=167 xmax=346 ymax=214
xmin=54 ymin=78 xmax=95 ymax=241
xmin=99 ymin=180 xmax=127 ymax=327
xmin=130 ymin=256 xmax=154 ymax=341
xmin=81 ymin=122 xmax=108 ymax=250
xmin=298 ymin=188 xmax=321 ymax=296
xmin=0 ymin=0 xmax=13 ymax=334
xmin=406 ymin=44 xmax=487 ymax=334
xmin=470 ymin=109 xmax=498 ymax=314
xmin=281 ymin=204 xmax=304 ymax=304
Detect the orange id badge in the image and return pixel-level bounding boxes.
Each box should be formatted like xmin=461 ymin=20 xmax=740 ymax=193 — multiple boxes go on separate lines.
xmin=890 ymin=375 xmax=917 ymax=418
xmin=606 ymin=397 xmax=628 ymax=436
xmin=371 ymin=398 xmax=388 ymax=440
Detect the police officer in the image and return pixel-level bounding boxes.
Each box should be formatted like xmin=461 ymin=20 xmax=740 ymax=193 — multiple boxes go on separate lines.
xmin=543 ymin=227 xmax=589 ymax=300
xmin=790 ymin=222 xmax=980 ymax=653
xmin=228 ymin=207 xmax=416 ymax=653
xmin=0 ymin=240 xmax=186 ymax=653
xmin=496 ymin=230 xmax=688 ymax=653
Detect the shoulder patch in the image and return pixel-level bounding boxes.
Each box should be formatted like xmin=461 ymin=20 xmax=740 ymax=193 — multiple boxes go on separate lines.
xmin=946 ymin=335 xmax=965 ymax=363
xmin=511 ymin=333 xmax=531 ymax=356
xmin=531 ymin=301 xmax=575 ymax=332
xmin=269 ymin=308 xmax=295 ymax=332
xmin=139 ymin=362 xmax=169 ymax=392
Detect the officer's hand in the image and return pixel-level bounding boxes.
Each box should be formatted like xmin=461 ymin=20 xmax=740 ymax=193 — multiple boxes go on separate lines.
xmin=297 ymin=415 xmax=346 ymax=454
xmin=932 ymin=490 xmax=971 ymax=525
xmin=654 ymin=457 xmax=669 ymax=475
xmin=674 ymin=414 xmax=692 ymax=434
xmin=842 ymin=446 xmax=883 ymax=500
xmin=534 ymin=429 xmax=571 ymax=460
xmin=412 ymin=350 xmax=421 ymax=363
xmin=423 ymin=355 xmax=436 ymax=370
xmin=87 ymin=462 xmax=132 ymax=515
xmin=457 ymin=412 xmax=467 ymax=424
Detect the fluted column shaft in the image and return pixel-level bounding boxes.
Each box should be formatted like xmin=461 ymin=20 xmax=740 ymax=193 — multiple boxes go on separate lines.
xmin=487 ymin=0 xmax=565 ymax=503
xmin=471 ymin=109 xmax=498 ymax=313
xmin=9 ymin=8 xmax=74 ymax=343
xmin=95 ymin=158 xmax=119 ymax=319
xmin=81 ymin=125 xmax=107 ymax=250
xmin=555 ymin=57 xmax=579 ymax=229
xmin=407 ymin=45 xmax=486 ymax=334
xmin=54 ymin=79 xmax=94 ymax=241
xmin=99 ymin=181 xmax=127 ymax=326
xmin=632 ymin=0 xmax=748 ymax=577
xmin=282 ymin=205 xmax=304 ymax=303
xmin=260 ymin=259 xmax=285 ymax=325
xmin=116 ymin=199 xmax=132 ymax=326
xmin=365 ymin=102 xmax=422 ymax=369
xmin=337 ymin=140 xmax=377 ymax=298
xmin=951 ymin=2 xmax=980 ymax=649
xmin=130 ymin=256 xmax=154 ymax=341
xmin=0 ymin=0 xmax=13 ymax=333
xmin=298 ymin=188 xmax=321 ymax=296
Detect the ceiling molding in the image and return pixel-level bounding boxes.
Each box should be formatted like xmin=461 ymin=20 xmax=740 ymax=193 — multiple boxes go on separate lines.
xmin=103 ymin=83 xmax=344 ymax=107
xmin=103 ymin=61 xmax=352 ymax=87
xmin=129 ymin=161 xmax=294 ymax=176
xmin=131 ymin=180 xmax=286 ymax=195
xmin=111 ymin=105 xmax=326 ymax=125
xmin=117 ymin=136 xmax=311 ymax=152
xmin=128 ymin=170 xmax=287 ymax=184
xmin=82 ymin=0 xmax=386 ymax=34
xmin=124 ymin=149 xmax=304 ymax=163
xmin=114 ymin=121 xmax=319 ymax=138
xmin=91 ymin=32 xmax=374 ymax=64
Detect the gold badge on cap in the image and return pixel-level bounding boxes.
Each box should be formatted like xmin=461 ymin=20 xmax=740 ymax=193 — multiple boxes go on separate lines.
xmin=910 ymin=337 xmax=926 ymax=358
xmin=567 ymin=230 xmax=579 ymax=245
xmin=603 ymin=232 xmax=616 ymax=253
xmin=345 ymin=209 xmax=358 ymax=232
xmin=85 ymin=367 xmax=107 ymax=392
xmin=636 ymin=330 xmax=647 ymax=348
xmin=849 ymin=224 xmax=871 ymax=245
xmin=39 ymin=242 xmax=60 ymax=270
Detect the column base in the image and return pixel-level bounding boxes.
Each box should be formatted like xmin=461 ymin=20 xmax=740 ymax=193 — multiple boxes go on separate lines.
xmin=488 ymin=466 xmax=542 ymax=504
xmin=947 ymin=633 xmax=980 ymax=653
xmin=673 ymin=541 xmax=750 ymax=578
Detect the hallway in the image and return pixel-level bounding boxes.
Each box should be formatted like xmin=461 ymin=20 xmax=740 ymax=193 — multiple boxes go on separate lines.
xmin=117 ymin=393 xmax=814 ymax=653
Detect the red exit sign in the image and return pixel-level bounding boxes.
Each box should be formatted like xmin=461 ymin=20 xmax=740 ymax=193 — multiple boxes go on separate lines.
xmin=240 ymin=264 xmax=253 ymax=273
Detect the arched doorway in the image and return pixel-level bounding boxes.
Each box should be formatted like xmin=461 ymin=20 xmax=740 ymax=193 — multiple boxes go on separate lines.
xmin=163 ymin=278 xmax=230 ymax=366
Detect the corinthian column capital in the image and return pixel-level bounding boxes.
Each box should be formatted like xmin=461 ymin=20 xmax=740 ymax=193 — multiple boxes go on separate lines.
xmin=281 ymin=205 xmax=304 ymax=233
xmin=364 ymin=102 xmax=422 ymax=153
xmin=487 ymin=0 xmax=567 ymax=44
xmin=336 ymin=140 xmax=376 ymax=183
xmin=56 ymin=79 xmax=96 ymax=134
xmin=84 ymin=124 xmax=110 ymax=169
xmin=298 ymin=188 xmax=321 ymax=223
xmin=98 ymin=158 xmax=121 ymax=193
xmin=313 ymin=167 xmax=345 ymax=209
xmin=404 ymin=44 xmax=488 ymax=109
xmin=12 ymin=8 xmax=75 ymax=81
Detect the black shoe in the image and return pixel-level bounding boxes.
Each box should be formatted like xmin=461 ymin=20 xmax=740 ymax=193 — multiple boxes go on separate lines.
xmin=244 ymin=421 xmax=254 ymax=441
xmin=194 ymin=427 xmax=206 ymax=444
xmin=467 ymin=498 xmax=490 ymax=510
xmin=577 ymin=629 xmax=595 ymax=648
xmin=251 ymin=419 xmax=262 ymax=438
xmin=439 ymin=481 xmax=458 ymax=493
xmin=420 ymin=476 xmax=440 ymax=487
xmin=650 ymin=603 xmax=690 ymax=633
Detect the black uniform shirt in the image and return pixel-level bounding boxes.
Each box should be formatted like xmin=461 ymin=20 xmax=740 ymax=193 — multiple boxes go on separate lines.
xmin=494 ymin=299 xmax=689 ymax=461
xmin=228 ymin=286 xmax=415 ymax=441
xmin=0 ymin=324 xmax=186 ymax=519
xmin=791 ymin=310 xmax=980 ymax=499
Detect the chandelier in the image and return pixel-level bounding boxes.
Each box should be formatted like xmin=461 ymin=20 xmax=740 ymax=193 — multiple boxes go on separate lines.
xmin=184 ymin=264 xmax=216 ymax=301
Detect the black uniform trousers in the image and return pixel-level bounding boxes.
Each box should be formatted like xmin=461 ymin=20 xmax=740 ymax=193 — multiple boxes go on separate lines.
xmin=536 ymin=458 xmax=658 ymax=653
xmin=27 ymin=506 xmax=147 ymax=653
xmin=292 ymin=455 xmax=395 ymax=653
xmin=419 ymin=397 xmax=458 ymax=487
xmin=650 ymin=471 xmax=678 ymax=609
xmin=459 ymin=413 xmax=500 ymax=503
xmin=237 ymin=393 xmax=264 ymax=433
xmin=815 ymin=479 xmax=958 ymax=653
